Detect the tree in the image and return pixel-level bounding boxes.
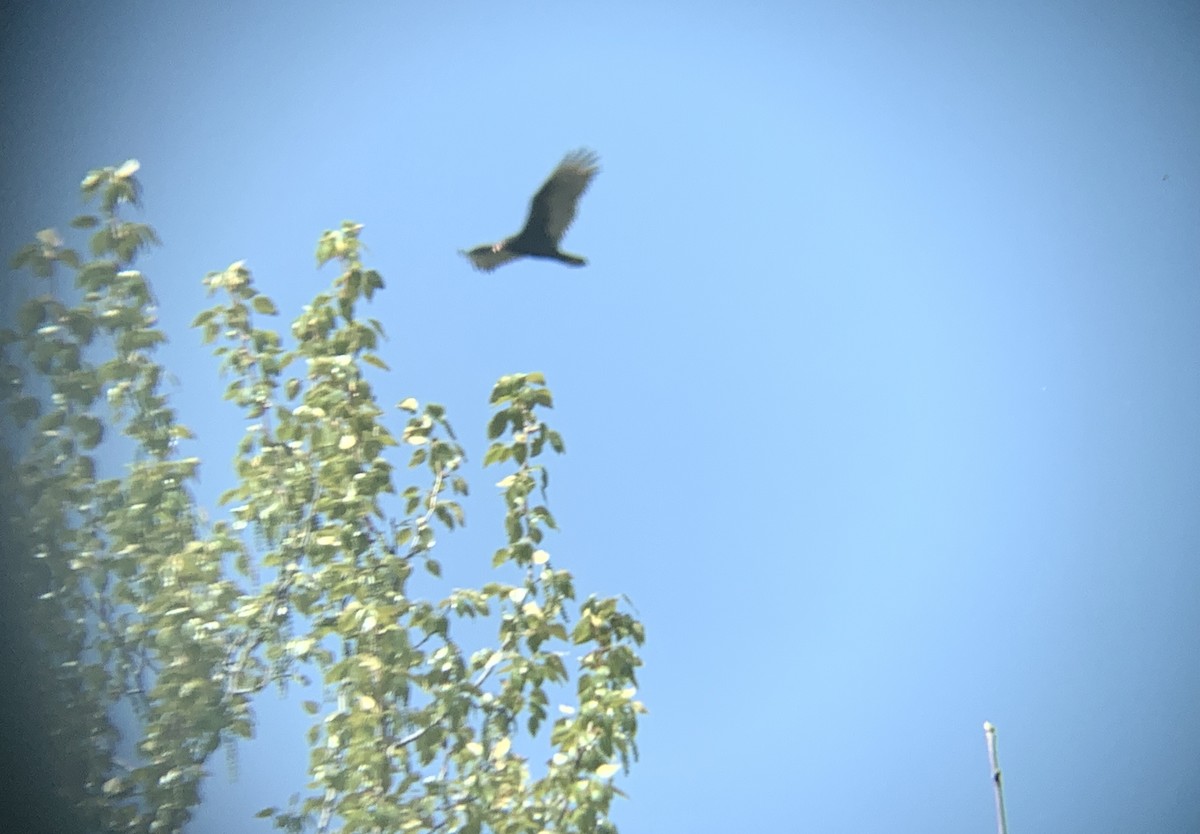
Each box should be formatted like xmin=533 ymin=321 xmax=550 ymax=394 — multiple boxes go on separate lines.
xmin=1 ymin=161 xmax=646 ymax=834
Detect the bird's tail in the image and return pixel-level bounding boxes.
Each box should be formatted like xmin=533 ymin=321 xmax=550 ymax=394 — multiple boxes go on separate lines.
xmin=554 ymin=251 xmax=587 ymax=267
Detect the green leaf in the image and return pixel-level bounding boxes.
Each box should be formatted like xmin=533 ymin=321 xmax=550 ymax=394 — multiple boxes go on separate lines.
xmin=73 ymin=414 xmax=104 ymax=449
xmin=89 ymin=228 xmax=112 ymax=256
xmin=482 ymin=444 xmax=509 ymax=467
xmin=595 ymin=762 xmax=620 ymax=780
xmin=490 ymin=375 xmax=520 ymax=403
xmin=80 ymin=170 xmax=103 ymax=192
xmin=17 ymin=301 xmax=45 ymax=334
xmin=77 ymin=260 xmax=117 ymax=289
xmin=572 ymin=619 xmax=595 ymax=644
xmin=114 ymin=159 xmax=141 ymax=179
xmin=251 ymin=295 xmax=278 ymax=315
xmin=487 ymin=410 xmax=509 ymax=440
xmin=71 ymin=215 xmax=100 ymax=229
xmin=9 ymin=244 xmax=34 ymax=269
xmin=302 ymin=700 xmax=320 ymax=714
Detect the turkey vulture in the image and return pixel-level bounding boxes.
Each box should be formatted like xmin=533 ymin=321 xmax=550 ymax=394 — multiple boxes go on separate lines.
xmin=460 ymin=149 xmax=599 ymax=272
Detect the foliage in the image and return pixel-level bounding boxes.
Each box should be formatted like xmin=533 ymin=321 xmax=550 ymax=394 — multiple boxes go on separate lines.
xmin=1 ymin=161 xmax=646 ymax=834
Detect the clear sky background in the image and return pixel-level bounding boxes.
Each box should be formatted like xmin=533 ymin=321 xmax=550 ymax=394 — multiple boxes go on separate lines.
xmin=2 ymin=2 xmax=1198 ymax=832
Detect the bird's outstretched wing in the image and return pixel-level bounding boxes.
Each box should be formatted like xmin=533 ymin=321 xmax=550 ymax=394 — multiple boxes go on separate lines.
xmin=521 ymin=149 xmax=600 ymax=244
xmin=460 ymin=244 xmax=521 ymax=272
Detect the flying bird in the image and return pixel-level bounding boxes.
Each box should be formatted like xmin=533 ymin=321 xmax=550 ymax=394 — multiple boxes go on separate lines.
xmin=460 ymin=149 xmax=599 ymax=272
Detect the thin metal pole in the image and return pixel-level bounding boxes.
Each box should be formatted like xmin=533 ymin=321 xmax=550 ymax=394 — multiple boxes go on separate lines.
xmin=983 ymin=721 xmax=1009 ymax=834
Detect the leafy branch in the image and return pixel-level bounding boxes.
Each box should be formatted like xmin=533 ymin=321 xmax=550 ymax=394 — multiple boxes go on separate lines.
xmin=3 ymin=163 xmax=647 ymax=834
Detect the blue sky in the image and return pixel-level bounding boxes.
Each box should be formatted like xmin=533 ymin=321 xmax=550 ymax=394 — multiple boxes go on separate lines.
xmin=3 ymin=1 xmax=1199 ymax=831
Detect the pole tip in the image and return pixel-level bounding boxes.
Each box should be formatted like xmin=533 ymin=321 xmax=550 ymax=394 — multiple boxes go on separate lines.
xmin=983 ymin=721 xmax=995 ymax=732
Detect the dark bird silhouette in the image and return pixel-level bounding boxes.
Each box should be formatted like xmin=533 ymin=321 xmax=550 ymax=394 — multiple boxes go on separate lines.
xmin=461 ymin=149 xmax=599 ymax=272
